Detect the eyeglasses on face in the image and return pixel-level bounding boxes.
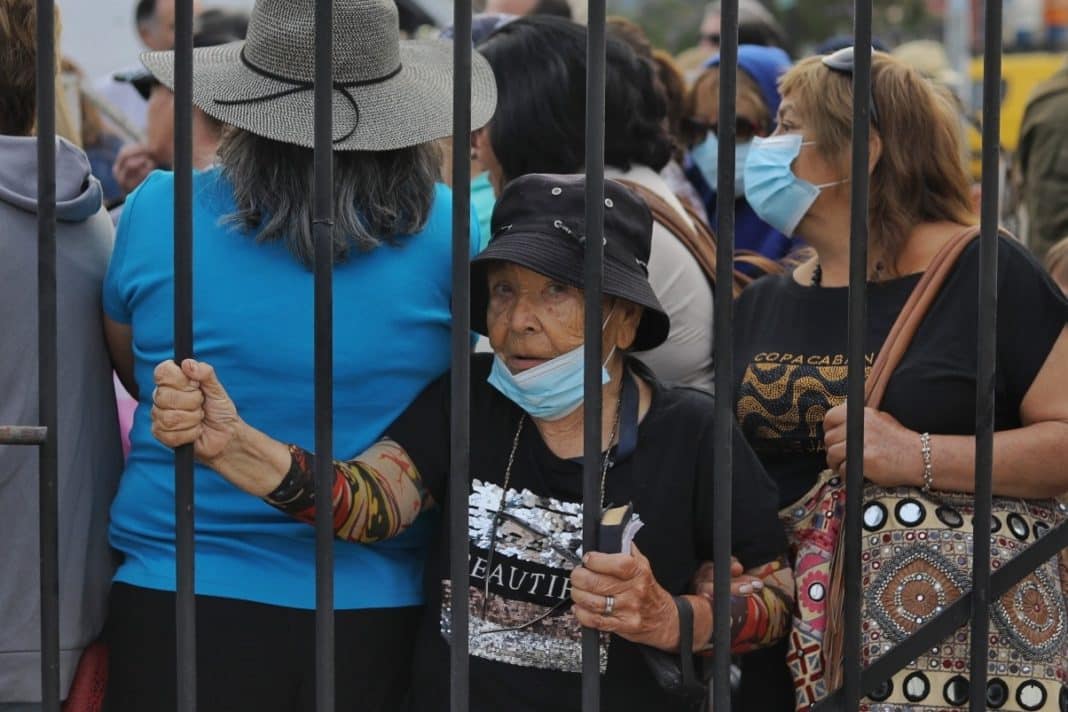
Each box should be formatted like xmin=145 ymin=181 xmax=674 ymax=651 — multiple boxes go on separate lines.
xmin=821 ymin=46 xmax=882 ymax=130
xmin=684 ymin=116 xmax=764 ymax=143
xmin=701 ymin=32 xmax=721 ymax=46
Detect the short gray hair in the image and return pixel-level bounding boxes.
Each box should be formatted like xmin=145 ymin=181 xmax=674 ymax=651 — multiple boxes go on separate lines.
xmin=218 ymin=129 xmax=442 ymax=268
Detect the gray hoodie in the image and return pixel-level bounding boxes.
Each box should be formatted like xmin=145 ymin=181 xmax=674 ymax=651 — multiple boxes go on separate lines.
xmin=0 ymin=135 xmax=123 ymax=702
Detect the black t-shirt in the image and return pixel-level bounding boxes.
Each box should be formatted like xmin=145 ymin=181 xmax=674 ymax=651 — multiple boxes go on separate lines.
xmin=388 ymin=354 xmax=786 ymax=712
xmin=733 ymin=235 xmax=1068 ymax=508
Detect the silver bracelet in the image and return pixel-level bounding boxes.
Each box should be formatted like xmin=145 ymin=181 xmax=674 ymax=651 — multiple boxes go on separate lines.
xmin=920 ymin=432 xmax=934 ymax=494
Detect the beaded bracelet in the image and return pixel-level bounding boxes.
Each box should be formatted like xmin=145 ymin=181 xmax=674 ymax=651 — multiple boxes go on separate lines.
xmin=920 ymin=432 xmax=934 ymax=494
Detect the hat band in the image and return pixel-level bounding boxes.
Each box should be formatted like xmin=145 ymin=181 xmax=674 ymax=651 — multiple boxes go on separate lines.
xmin=214 ymin=48 xmax=403 ymax=144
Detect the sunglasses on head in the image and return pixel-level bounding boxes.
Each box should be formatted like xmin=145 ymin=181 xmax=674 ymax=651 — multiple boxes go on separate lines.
xmin=685 ymin=116 xmax=763 ymax=143
xmin=821 ymin=46 xmax=881 ymax=130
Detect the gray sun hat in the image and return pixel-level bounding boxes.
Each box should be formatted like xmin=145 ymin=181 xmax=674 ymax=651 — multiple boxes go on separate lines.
xmin=139 ymin=0 xmax=497 ymax=151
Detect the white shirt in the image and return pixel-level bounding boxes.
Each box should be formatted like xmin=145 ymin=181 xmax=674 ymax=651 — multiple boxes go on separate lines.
xmin=606 ymin=164 xmax=716 ymax=393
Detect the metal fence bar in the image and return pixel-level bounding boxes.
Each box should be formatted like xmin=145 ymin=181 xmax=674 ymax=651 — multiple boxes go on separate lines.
xmin=842 ymin=12 xmax=874 ymax=710
xmin=449 ymin=2 xmax=473 ymax=710
xmin=172 ymin=0 xmax=197 ymax=709
xmin=813 ymin=519 xmax=1068 ymax=711
xmin=35 ymin=0 xmax=60 ymax=709
xmin=0 ymin=426 xmax=48 ymax=445
xmin=582 ymin=0 xmax=608 ymax=709
xmin=711 ymin=0 xmax=739 ymax=706
xmin=312 ymin=0 xmax=336 ymax=710
xmin=969 ymin=0 xmax=1003 ymax=705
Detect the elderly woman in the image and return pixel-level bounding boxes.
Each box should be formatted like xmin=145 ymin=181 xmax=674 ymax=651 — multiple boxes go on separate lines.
xmin=100 ymin=0 xmax=496 ymax=709
xmin=733 ymin=49 xmax=1068 ymax=709
xmin=151 ymin=174 xmax=794 ymax=711
xmin=476 ymin=16 xmax=716 ymax=393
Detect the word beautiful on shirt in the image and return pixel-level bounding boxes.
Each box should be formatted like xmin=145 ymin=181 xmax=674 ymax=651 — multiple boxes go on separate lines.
xmin=440 ymin=480 xmax=610 ymax=674
xmin=468 ymin=554 xmax=574 ymax=601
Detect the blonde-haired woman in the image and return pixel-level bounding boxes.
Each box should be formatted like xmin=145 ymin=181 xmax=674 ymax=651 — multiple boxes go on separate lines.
xmin=732 ymin=49 xmax=1068 ymax=709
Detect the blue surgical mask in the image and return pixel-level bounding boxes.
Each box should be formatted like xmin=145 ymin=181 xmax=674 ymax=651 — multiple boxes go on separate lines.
xmin=690 ymin=134 xmax=749 ymax=197
xmin=743 ymin=134 xmax=847 ymax=237
xmin=487 ymin=312 xmax=616 ymax=421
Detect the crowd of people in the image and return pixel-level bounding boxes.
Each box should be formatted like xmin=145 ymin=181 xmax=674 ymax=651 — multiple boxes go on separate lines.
xmin=2 ymin=0 xmax=1068 ymax=710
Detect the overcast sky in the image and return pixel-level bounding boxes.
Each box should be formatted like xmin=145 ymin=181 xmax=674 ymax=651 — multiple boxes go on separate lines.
xmin=62 ymin=0 xmax=254 ymax=79
xmin=61 ymin=0 xmax=456 ymax=79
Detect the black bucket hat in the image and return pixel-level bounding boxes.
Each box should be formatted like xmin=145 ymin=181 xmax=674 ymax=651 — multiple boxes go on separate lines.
xmin=471 ymin=173 xmax=670 ymax=352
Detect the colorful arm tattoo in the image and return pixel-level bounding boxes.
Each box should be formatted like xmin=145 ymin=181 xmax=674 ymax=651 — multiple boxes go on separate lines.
xmin=265 ymin=440 xmax=431 ymax=543
xmin=698 ymin=556 xmax=795 ymax=655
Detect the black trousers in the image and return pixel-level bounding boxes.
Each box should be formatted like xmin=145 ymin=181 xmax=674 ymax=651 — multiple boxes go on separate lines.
xmin=104 ymin=583 xmax=421 ymax=712
xmin=737 ymin=640 xmax=795 ymax=711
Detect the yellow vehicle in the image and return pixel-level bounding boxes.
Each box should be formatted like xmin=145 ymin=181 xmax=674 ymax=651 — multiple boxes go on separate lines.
xmin=966 ymin=51 xmax=1065 ymax=179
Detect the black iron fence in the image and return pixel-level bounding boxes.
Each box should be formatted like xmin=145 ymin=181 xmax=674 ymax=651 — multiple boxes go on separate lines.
xmin=6 ymin=0 xmax=1068 ymax=710
xmin=173 ymin=1 xmax=197 ymax=708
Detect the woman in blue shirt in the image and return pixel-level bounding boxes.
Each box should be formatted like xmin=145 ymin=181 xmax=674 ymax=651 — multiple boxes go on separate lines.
xmin=100 ymin=1 xmax=496 ymax=710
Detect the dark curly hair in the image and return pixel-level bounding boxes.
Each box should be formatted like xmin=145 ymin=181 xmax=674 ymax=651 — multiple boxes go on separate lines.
xmin=477 ymin=16 xmax=672 ymax=181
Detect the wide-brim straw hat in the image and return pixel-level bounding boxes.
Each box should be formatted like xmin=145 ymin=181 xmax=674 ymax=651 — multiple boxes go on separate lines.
xmin=140 ymin=0 xmax=497 ymax=151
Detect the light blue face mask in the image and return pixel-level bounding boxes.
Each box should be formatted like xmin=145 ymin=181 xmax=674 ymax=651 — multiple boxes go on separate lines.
xmin=743 ymin=134 xmax=847 ymax=237
xmin=471 ymin=172 xmax=497 ymax=252
xmin=690 ymin=134 xmax=749 ymax=197
xmin=487 ymin=312 xmax=616 ymax=421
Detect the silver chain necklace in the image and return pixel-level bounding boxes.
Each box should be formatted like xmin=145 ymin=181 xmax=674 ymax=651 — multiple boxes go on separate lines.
xmin=479 ymin=386 xmax=624 ymax=619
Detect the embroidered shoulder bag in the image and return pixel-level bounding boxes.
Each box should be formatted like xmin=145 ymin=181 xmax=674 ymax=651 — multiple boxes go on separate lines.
xmin=779 ymin=227 xmax=1068 ymax=711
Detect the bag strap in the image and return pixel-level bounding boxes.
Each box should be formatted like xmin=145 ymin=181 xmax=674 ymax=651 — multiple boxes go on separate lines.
xmin=823 ymin=225 xmax=983 ymax=691
xmin=674 ymin=596 xmax=697 ymax=689
xmin=864 ymin=226 xmax=981 ymax=409
xmin=680 ymin=201 xmax=719 ymax=248
xmin=615 ymin=179 xmax=719 ymax=289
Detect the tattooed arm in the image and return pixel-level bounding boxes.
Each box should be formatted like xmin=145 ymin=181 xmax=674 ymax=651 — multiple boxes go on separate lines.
xmin=695 ymin=557 xmax=795 ymax=655
xmin=149 ymin=358 xmax=433 ymax=543
xmin=266 ymin=441 xmax=432 ymax=542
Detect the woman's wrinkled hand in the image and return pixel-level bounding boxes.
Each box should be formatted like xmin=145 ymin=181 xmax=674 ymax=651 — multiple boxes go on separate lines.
xmin=693 ymin=557 xmax=765 ymax=597
xmin=823 ymin=404 xmax=922 ymax=487
xmin=151 ymin=359 xmax=240 ymax=463
xmin=570 ymin=544 xmax=680 ymax=652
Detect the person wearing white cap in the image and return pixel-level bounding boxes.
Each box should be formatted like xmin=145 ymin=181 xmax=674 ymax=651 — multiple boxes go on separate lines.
xmin=100 ymin=1 xmax=496 ymax=709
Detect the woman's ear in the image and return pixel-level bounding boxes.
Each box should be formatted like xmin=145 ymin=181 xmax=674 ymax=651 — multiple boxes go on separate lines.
xmin=868 ymin=130 xmax=883 ymax=175
xmin=613 ymin=301 xmax=644 ymax=351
